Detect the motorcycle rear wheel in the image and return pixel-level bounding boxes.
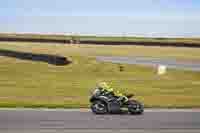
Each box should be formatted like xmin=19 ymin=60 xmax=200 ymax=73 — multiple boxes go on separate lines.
xmin=91 ymin=101 xmax=108 ymax=114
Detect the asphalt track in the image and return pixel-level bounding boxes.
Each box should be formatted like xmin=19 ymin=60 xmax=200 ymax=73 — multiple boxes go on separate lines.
xmin=1 ymin=109 xmax=200 ymax=133
xmin=96 ymin=56 xmax=200 ymax=71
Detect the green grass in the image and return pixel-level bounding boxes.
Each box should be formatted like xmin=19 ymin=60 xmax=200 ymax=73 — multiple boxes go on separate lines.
xmin=0 ymin=42 xmax=200 ymax=108
xmin=0 ymin=33 xmax=71 ymax=41
xmin=1 ymin=33 xmax=200 ymax=45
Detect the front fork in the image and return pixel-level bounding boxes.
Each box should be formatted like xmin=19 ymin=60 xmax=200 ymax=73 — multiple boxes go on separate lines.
xmin=118 ymin=96 xmax=129 ymax=106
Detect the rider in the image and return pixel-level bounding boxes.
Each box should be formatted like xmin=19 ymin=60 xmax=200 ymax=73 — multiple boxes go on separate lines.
xmin=97 ymin=82 xmax=128 ymax=103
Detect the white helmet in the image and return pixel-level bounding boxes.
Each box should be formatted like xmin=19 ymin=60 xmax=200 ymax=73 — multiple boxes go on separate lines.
xmin=98 ymin=82 xmax=109 ymax=89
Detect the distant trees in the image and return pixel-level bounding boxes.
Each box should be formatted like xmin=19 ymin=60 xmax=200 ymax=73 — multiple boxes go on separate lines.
xmin=69 ymin=36 xmax=80 ymax=44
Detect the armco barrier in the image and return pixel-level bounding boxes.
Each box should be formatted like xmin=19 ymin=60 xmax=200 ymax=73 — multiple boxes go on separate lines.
xmin=0 ymin=49 xmax=71 ymax=65
xmin=0 ymin=37 xmax=200 ymax=48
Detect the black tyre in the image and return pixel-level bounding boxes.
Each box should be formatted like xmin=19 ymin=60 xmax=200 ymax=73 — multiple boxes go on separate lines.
xmin=128 ymin=100 xmax=144 ymax=115
xmin=91 ymin=100 xmax=108 ymax=114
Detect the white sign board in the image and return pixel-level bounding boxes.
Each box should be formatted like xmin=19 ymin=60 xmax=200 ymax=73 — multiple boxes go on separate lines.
xmin=157 ymin=65 xmax=167 ymax=75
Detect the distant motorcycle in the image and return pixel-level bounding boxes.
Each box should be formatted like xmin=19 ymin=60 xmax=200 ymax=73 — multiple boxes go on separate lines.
xmin=90 ymin=88 xmax=144 ymax=114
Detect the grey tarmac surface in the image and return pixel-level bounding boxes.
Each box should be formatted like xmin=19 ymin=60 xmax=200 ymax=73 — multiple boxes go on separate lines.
xmin=0 ymin=109 xmax=200 ymax=133
xmin=96 ymin=56 xmax=200 ymax=71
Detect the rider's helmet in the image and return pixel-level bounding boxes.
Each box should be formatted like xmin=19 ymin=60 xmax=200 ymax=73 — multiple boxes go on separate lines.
xmin=97 ymin=82 xmax=109 ymax=89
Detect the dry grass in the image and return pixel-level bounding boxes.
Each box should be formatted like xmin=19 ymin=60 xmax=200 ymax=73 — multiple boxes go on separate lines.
xmin=0 ymin=42 xmax=200 ymax=108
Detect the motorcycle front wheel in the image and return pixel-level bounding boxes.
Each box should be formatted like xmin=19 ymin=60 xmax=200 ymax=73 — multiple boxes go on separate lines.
xmin=127 ymin=100 xmax=144 ymax=115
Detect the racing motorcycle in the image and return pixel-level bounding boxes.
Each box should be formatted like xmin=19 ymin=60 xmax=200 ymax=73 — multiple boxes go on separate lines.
xmin=90 ymin=88 xmax=144 ymax=114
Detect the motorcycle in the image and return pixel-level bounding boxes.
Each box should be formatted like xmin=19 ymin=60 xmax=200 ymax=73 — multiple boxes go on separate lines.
xmin=89 ymin=88 xmax=144 ymax=114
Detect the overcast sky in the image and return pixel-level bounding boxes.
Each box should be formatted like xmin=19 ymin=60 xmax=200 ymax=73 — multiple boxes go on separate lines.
xmin=1 ymin=0 xmax=200 ymax=37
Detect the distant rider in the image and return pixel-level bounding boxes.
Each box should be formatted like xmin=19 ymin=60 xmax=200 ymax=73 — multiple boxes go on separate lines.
xmin=97 ymin=82 xmax=128 ymax=103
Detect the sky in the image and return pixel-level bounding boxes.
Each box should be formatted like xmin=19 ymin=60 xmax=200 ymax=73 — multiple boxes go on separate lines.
xmin=0 ymin=0 xmax=200 ymax=37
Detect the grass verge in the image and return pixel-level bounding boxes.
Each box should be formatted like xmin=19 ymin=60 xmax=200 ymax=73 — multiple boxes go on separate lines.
xmin=0 ymin=42 xmax=200 ymax=108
